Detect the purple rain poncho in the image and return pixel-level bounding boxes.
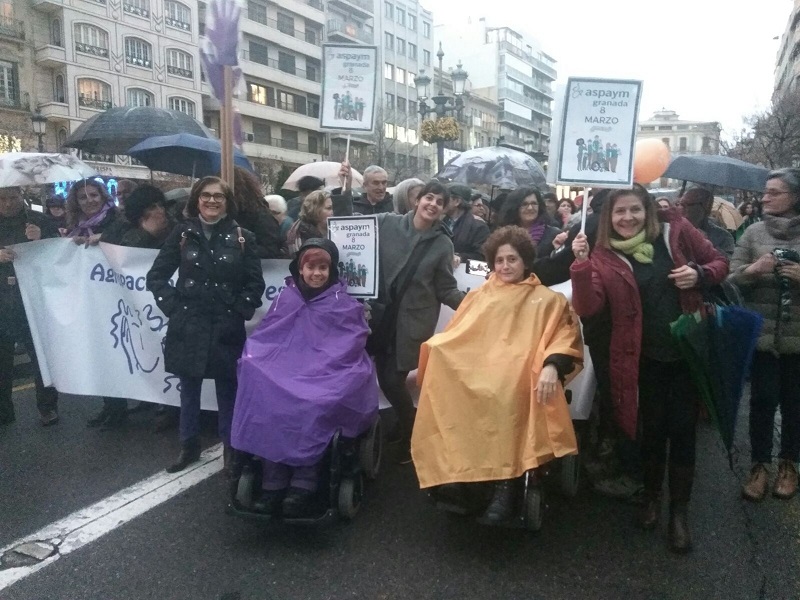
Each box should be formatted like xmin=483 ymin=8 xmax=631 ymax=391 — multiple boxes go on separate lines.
xmin=231 ymin=277 xmax=378 ymax=466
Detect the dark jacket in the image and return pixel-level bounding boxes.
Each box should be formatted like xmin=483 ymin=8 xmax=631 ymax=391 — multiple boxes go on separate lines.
xmin=533 ymin=214 xmax=601 ymax=286
xmin=570 ymin=211 xmax=729 ymax=439
xmin=353 ymin=193 xmax=394 ymax=215
xmin=536 ymin=225 xmax=562 ymax=261
xmin=236 ymin=207 xmax=282 ymax=258
xmin=0 ymin=209 xmax=59 ymax=339
xmin=451 ymin=211 xmax=490 ymax=261
xmin=100 ymin=214 xmax=132 ymax=245
xmin=118 ymin=222 xmax=174 ymax=249
xmin=700 ymin=217 xmax=735 ymax=258
xmin=146 ymin=217 xmax=266 ymax=379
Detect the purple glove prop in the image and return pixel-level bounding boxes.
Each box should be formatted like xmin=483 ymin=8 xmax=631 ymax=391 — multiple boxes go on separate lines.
xmin=200 ymin=47 xmax=242 ymax=100
xmin=204 ymin=0 xmax=240 ymax=66
xmin=233 ymin=110 xmax=244 ymax=147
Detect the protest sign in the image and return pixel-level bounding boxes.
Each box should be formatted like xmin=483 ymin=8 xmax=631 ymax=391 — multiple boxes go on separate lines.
xmin=556 ymin=77 xmax=643 ymax=187
xmin=327 ymin=215 xmax=379 ymax=298
xmin=320 ymin=43 xmax=378 ymax=132
xmin=12 ymin=240 xmax=593 ymax=419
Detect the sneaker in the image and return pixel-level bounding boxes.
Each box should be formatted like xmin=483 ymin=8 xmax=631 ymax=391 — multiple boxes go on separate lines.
xmin=282 ymin=487 xmax=315 ymax=518
xmin=592 ymin=474 xmax=643 ymax=500
xmin=253 ymin=489 xmax=285 ymax=515
xmin=40 ymin=410 xmax=59 ymax=427
xmin=773 ymin=460 xmax=798 ymax=500
xmin=742 ymin=463 xmax=769 ymax=502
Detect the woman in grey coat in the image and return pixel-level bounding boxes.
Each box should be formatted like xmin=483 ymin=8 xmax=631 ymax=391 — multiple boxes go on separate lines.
xmin=371 ymin=181 xmax=465 ymax=463
xmin=731 ymin=168 xmax=800 ymax=502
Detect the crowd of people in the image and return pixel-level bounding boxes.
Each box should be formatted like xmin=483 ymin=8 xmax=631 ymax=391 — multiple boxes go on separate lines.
xmin=2 ymin=161 xmax=800 ymax=556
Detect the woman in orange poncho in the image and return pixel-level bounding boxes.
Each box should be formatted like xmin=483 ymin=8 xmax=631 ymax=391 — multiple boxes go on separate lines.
xmin=411 ymin=225 xmax=584 ymax=523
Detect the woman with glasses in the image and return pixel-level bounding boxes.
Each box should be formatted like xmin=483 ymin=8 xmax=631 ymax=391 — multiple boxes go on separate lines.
xmin=731 ymin=168 xmax=800 ymax=503
xmin=498 ymin=188 xmax=562 ymax=258
xmin=285 ymin=190 xmax=334 ymax=258
xmin=147 ymin=176 xmax=266 ymax=474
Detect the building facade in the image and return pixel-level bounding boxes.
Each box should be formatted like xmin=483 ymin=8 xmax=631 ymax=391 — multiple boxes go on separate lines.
xmin=435 ymin=17 xmax=556 ymax=162
xmin=2 ymin=0 xmax=204 ymax=179
xmin=435 ymin=65 xmax=499 ymax=153
xmin=637 ymin=110 xmax=721 ymax=156
xmin=775 ymin=0 xmax=800 ymax=96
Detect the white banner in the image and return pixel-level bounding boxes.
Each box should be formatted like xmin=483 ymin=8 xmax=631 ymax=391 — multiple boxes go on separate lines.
xmin=320 ymin=44 xmax=378 ymax=132
xmin=12 ymin=240 xmax=593 ymax=419
xmin=327 ymin=215 xmax=379 ymax=299
xmin=556 ymin=77 xmax=643 ymax=188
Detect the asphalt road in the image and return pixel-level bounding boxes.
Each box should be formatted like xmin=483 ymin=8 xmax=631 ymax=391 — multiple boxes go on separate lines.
xmin=2 ymin=385 xmax=799 ymax=600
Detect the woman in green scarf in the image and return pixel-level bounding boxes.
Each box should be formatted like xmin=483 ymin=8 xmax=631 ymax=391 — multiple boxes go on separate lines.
xmin=569 ymin=184 xmax=729 ymax=554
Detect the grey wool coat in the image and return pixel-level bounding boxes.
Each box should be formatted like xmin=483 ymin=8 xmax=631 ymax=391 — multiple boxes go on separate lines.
xmin=729 ymin=214 xmax=800 ymax=355
xmin=377 ymin=212 xmax=465 ymax=371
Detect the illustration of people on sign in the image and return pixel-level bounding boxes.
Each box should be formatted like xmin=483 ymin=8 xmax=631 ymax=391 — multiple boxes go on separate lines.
xmin=574 ymin=137 xmax=620 ymax=173
xmin=332 ymin=92 xmax=365 ymax=121
xmin=337 ymin=259 xmax=369 ymax=287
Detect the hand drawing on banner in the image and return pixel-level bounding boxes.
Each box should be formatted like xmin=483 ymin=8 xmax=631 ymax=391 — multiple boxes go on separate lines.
xmin=109 ymin=300 xmax=165 ymax=375
xmin=203 ymin=0 xmax=241 ymax=66
xmin=162 ymin=375 xmax=182 ymax=395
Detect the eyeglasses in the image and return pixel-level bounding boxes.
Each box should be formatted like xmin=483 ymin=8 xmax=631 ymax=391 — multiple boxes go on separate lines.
xmin=763 ymin=190 xmax=791 ymax=198
xmin=199 ymin=192 xmax=226 ymax=202
xmin=521 ymin=201 xmax=538 ymax=208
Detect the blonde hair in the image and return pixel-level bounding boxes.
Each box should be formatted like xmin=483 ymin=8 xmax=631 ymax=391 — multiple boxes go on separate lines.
xmin=299 ymin=190 xmax=331 ymax=226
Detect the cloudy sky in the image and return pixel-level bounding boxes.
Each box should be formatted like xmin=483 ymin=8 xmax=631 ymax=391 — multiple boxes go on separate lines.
xmin=433 ymin=0 xmax=791 ymax=137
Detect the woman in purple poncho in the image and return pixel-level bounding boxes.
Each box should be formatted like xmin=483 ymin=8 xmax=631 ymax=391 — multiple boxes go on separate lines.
xmin=231 ymin=238 xmax=378 ymax=517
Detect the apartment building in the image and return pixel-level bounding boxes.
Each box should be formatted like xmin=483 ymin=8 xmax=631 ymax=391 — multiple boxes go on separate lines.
xmin=0 ymin=0 xmax=204 ymax=178
xmin=775 ymin=0 xmax=800 ymax=96
xmin=435 ymin=65 xmax=499 ymax=154
xmin=637 ymin=110 xmax=721 ymax=156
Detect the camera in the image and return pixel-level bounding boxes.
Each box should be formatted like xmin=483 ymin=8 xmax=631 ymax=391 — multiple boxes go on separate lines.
xmin=774 ymin=248 xmax=800 ymax=322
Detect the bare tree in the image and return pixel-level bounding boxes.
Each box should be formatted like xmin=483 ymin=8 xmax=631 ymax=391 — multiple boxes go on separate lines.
xmin=727 ymin=91 xmax=800 ymax=168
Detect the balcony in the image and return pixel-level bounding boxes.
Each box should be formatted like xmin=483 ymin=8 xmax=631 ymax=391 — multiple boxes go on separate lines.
xmin=39 ymin=101 xmax=70 ymax=119
xmin=167 ymin=65 xmax=193 ymax=78
xmin=244 ymin=10 xmax=321 ymax=45
xmin=239 ymin=50 xmax=321 ymax=91
xmin=327 ymin=19 xmax=372 ymax=44
xmin=498 ymin=40 xmax=556 ymax=80
xmin=165 ymin=16 xmax=191 ymax=31
xmin=76 ymin=42 xmax=109 ymax=58
xmin=237 ymin=98 xmax=319 ymax=130
xmin=241 ymin=140 xmax=322 ymax=167
xmin=123 ymin=1 xmax=150 ymax=18
xmin=0 ymin=16 xmax=25 ymax=42
xmin=31 ymin=0 xmax=65 ymax=11
xmin=502 ymin=65 xmax=554 ymax=99
xmin=328 ymin=0 xmax=373 ymax=19
xmin=35 ymin=44 xmax=68 ymax=67
xmin=126 ymin=55 xmax=153 ymax=69
xmin=499 ymin=87 xmax=552 ymax=117
xmin=498 ymin=110 xmax=541 ymax=132
xmin=78 ymin=95 xmax=112 ymax=110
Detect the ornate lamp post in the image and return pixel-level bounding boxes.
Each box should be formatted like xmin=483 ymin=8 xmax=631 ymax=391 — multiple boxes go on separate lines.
xmin=415 ymin=43 xmax=468 ymax=174
xmin=31 ymin=109 xmax=48 ymax=152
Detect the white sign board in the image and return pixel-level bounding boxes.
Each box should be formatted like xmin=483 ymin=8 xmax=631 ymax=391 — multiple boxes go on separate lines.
xmin=556 ymin=77 xmax=643 ymax=188
xmin=327 ymin=215 xmax=379 ymax=299
xmin=320 ymin=44 xmax=378 ymax=132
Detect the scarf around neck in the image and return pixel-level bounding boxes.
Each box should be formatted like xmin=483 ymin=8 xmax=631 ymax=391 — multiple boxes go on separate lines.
xmin=764 ymin=213 xmax=800 ymax=241
xmin=527 ymin=220 xmax=546 ymax=244
xmin=609 ymin=230 xmax=654 ymax=264
xmin=68 ymin=202 xmax=113 ymax=238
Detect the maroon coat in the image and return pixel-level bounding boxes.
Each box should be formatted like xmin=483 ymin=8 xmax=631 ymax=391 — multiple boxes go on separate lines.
xmin=569 ymin=211 xmax=729 ymax=439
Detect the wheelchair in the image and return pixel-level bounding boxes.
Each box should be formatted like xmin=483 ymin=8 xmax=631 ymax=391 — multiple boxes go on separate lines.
xmin=226 ymin=416 xmax=382 ymax=525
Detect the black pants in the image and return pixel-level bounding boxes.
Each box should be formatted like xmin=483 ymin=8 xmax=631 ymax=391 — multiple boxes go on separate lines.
xmin=375 ymin=352 xmax=414 ymax=443
xmin=749 ymin=351 xmax=800 ymax=464
xmin=0 ymin=326 xmax=58 ymax=421
xmin=638 ymin=357 xmax=699 ymax=469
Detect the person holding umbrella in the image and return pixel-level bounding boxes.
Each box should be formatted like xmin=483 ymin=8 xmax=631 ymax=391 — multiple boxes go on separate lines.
xmin=570 ymin=185 xmax=728 ymax=553
xmin=732 ymin=168 xmax=800 ymax=502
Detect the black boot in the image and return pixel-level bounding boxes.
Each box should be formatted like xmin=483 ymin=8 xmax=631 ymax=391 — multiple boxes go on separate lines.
xmin=166 ymin=437 xmax=201 ymax=473
xmin=482 ymin=479 xmax=516 ymax=522
xmin=667 ymin=465 xmax=694 ymax=554
xmin=100 ymin=404 xmax=128 ymax=431
xmin=87 ymin=406 xmax=112 ymax=428
xmin=252 ymin=489 xmax=285 ymax=515
xmin=222 ymin=444 xmax=236 ymax=480
xmin=282 ymin=487 xmax=316 ymax=518
xmin=637 ymin=460 xmax=665 ymax=530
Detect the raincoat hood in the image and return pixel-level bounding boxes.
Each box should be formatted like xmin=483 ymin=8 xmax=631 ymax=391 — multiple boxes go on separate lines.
xmin=289 ymin=237 xmax=340 ymax=281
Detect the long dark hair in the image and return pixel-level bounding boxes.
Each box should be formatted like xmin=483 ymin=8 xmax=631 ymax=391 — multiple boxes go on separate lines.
xmin=498 ymin=187 xmax=545 ymax=227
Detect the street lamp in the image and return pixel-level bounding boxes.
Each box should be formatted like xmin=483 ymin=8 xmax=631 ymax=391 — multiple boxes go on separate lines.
xmin=415 ymin=43 xmax=468 ymax=173
xmin=31 ymin=109 xmax=48 ymax=152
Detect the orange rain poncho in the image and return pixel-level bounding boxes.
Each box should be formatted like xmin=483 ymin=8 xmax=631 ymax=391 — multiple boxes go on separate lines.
xmin=411 ymin=273 xmax=584 ymax=489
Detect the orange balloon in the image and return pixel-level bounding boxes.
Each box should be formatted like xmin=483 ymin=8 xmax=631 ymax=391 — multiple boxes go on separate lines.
xmin=633 ymin=139 xmax=671 ymax=184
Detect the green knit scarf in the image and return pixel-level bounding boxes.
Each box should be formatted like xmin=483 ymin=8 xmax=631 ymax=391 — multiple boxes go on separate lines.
xmin=609 ymin=230 xmax=654 ymax=264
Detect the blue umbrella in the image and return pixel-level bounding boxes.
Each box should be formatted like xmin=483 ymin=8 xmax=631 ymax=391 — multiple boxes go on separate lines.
xmin=126 ymin=133 xmax=253 ymax=178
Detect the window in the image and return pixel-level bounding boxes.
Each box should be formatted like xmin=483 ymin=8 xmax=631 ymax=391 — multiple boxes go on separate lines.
xmin=74 ymin=24 xmax=109 ymax=57
xmin=406 ymin=128 xmax=418 ymax=144
xmin=408 ymin=43 xmax=417 ymax=60
xmin=395 ymin=67 xmax=405 ymax=84
xmin=54 ymin=74 xmax=65 ymax=103
xmin=679 ymin=137 xmax=687 ymax=151
xmin=386 ymin=152 xmax=395 ymax=168
xmin=57 ymin=128 xmax=67 ymax=151
xmin=124 ymin=0 xmax=150 ymax=17
xmin=51 ymin=19 xmax=62 ymax=46
xmin=397 ymin=97 xmax=406 ymax=113
xmin=166 ymin=49 xmax=193 ymax=78
xmin=247 ymin=0 xmax=267 ymax=24
xmin=126 ymin=87 xmax=154 ymax=107
xmin=305 ymin=25 xmax=319 ymax=45
xmin=409 ymin=156 xmax=418 ymax=170
xmin=247 ymin=82 xmax=269 ymax=104
xmin=385 ymin=93 xmax=394 ymax=109
xmin=422 ymin=21 xmax=430 ymax=37
xmin=661 ymin=137 xmax=670 ymax=148
xmin=397 ymin=38 xmax=405 ymax=55
xmin=78 ymin=78 xmax=112 ymax=109
xmin=0 ymin=61 xmax=18 ymax=106
xmin=278 ymin=52 xmax=296 ymax=75
xmin=422 ymin=50 xmax=431 ymax=66
xmin=306 ymin=59 xmax=320 ymax=82
xmin=309 ymin=135 xmax=318 ymax=154
xmin=408 ymin=14 xmax=416 ymax=31
xmin=125 ymin=37 xmax=152 ymax=68
xmin=278 ymin=90 xmax=295 ymax=112
xmin=407 ymin=72 xmax=416 ymax=88
xmin=423 ymin=158 xmax=431 ymax=171
xmin=657 ymin=125 xmax=672 ymax=131
xmin=252 ymin=121 xmax=271 ymax=144
xmin=384 ymin=62 xmax=394 ymax=80
xmin=169 ymin=97 xmax=195 ymax=117
xmin=385 ymin=32 xmax=393 ymax=50
xmin=398 ymin=153 xmax=407 ymax=168
xmin=164 ymin=0 xmax=191 ymax=30
xmin=396 ymin=7 xmax=405 ymax=25
xmin=248 ymin=41 xmax=269 ymax=65
xmin=397 ymin=126 xmax=407 ymax=143
xmin=308 ymin=95 xmax=320 ymax=118
xmin=384 ymin=1 xmax=392 ymax=18
xmin=409 ymin=100 xmax=417 ymax=114
xmin=277 ymin=12 xmax=294 ymax=35
xmin=280 ymin=128 xmax=298 ymax=150
xmin=384 ymin=123 xmax=395 ymax=139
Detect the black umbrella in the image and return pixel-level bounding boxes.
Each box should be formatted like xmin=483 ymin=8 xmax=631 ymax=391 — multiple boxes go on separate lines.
xmin=663 ymin=155 xmax=769 ymax=193
xmin=65 ymin=107 xmax=214 ymax=155
xmin=436 ymin=146 xmax=548 ymax=190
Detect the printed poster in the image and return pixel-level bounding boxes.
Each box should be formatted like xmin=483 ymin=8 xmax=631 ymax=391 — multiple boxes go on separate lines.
xmin=320 ymin=43 xmax=378 ymax=132
xmin=556 ymin=77 xmax=643 ymax=187
xmin=327 ymin=215 xmax=379 ymax=298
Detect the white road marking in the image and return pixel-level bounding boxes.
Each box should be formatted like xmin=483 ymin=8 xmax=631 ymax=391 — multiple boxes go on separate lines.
xmin=0 ymin=444 xmax=223 ymax=592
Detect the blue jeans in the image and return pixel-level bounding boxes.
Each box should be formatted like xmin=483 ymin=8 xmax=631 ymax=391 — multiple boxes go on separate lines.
xmin=178 ymin=376 xmax=237 ymax=445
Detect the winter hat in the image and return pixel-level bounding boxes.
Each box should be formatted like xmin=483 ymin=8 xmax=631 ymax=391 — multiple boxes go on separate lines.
xmin=124 ymin=185 xmax=166 ymax=224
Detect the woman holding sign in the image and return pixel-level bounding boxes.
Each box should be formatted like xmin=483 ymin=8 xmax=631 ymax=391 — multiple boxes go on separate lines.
xmin=570 ymin=185 xmax=727 ymax=553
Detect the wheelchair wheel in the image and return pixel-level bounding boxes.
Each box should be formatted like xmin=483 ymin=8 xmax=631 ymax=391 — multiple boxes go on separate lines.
xmin=338 ymin=474 xmax=364 ymax=520
xmin=560 ymin=454 xmax=580 ymax=498
xmin=235 ymin=465 xmax=256 ymax=509
xmin=359 ymin=418 xmax=382 ymax=480
xmin=524 ymin=476 xmax=543 ymax=532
